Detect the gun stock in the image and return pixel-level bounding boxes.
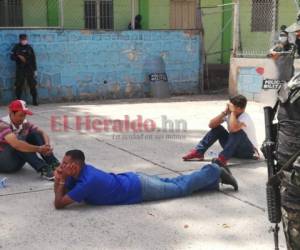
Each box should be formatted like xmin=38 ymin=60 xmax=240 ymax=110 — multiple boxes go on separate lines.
xmin=263 ymin=106 xmax=281 ymax=250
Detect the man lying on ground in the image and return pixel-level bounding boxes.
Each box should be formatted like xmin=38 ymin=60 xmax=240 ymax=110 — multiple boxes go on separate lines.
xmin=53 ymin=149 xmax=238 ymax=209
xmin=183 ymin=95 xmax=259 ymax=167
xmin=0 ymin=100 xmax=59 ymax=180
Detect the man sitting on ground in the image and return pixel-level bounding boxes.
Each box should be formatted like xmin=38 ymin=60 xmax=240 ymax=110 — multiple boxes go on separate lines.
xmin=53 ymin=149 xmax=238 ymax=209
xmin=182 ymin=95 xmax=258 ymax=167
xmin=0 ymin=100 xmax=59 ymax=180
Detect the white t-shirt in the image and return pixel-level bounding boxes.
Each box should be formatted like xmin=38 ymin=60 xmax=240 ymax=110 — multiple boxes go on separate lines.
xmin=225 ymin=112 xmax=258 ymax=149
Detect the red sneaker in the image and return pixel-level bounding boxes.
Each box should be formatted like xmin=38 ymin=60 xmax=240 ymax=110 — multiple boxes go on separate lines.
xmin=182 ymin=149 xmax=204 ymax=161
xmin=211 ymin=155 xmax=228 ymax=167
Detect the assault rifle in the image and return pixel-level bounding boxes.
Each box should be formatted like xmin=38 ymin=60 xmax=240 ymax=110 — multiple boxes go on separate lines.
xmin=261 ymin=106 xmax=281 ymax=250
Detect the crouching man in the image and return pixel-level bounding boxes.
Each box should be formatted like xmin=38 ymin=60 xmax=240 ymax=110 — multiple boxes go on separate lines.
xmin=0 ymin=100 xmax=59 ymax=180
xmin=53 ymin=149 xmax=238 ymax=209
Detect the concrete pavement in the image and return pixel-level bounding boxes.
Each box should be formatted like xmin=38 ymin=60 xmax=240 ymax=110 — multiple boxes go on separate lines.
xmin=0 ymin=95 xmax=287 ymax=250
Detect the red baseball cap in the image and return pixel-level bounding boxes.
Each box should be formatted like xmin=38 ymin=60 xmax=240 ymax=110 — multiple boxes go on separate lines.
xmin=9 ymin=100 xmax=33 ymax=115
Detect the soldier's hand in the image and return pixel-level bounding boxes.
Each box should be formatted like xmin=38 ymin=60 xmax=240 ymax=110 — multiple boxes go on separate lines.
xmin=17 ymin=55 xmax=26 ymax=63
xmin=270 ymin=52 xmax=280 ymax=61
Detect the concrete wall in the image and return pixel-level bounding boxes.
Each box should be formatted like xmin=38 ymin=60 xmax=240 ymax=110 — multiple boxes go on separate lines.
xmin=229 ymin=57 xmax=300 ymax=104
xmin=200 ymin=0 xmax=223 ymax=64
xmin=140 ymin=0 xmax=150 ymax=29
xmin=238 ymin=0 xmax=297 ymax=57
xmin=0 ymin=30 xmax=201 ymax=104
xmin=63 ymin=0 xmax=84 ymax=29
xmin=21 ymin=0 xmax=137 ymax=30
xmin=23 ymin=0 xmax=48 ymax=27
xmin=114 ymin=0 xmax=132 ymax=31
xmin=148 ymin=0 xmax=170 ymax=29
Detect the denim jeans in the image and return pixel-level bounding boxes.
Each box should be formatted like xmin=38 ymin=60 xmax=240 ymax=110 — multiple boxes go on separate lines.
xmin=196 ymin=125 xmax=254 ymax=160
xmin=0 ymin=132 xmax=59 ymax=173
xmin=137 ymin=164 xmax=220 ymax=202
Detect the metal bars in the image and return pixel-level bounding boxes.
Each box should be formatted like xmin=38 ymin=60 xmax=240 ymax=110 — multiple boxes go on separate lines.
xmin=0 ymin=0 xmax=23 ymax=27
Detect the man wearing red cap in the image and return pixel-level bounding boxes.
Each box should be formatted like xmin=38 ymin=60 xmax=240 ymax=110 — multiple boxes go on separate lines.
xmin=0 ymin=100 xmax=59 ymax=180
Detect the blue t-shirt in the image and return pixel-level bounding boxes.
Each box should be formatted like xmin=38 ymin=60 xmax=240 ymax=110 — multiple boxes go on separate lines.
xmin=65 ymin=164 xmax=142 ymax=205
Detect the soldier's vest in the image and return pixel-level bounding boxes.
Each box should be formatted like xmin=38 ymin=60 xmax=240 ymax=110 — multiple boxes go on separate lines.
xmin=276 ymin=77 xmax=300 ymax=168
xmin=277 ymin=79 xmax=300 ymax=250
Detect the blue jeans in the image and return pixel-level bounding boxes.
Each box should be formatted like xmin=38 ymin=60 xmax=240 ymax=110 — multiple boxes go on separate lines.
xmin=195 ymin=125 xmax=254 ymax=160
xmin=137 ymin=164 xmax=220 ymax=202
xmin=0 ymin=132 xmax=59 ymax=173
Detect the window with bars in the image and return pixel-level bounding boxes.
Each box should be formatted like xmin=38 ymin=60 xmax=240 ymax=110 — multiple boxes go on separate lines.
xmin=84 ymin=0 xmax=113 ymax=30
xmin=0 ymin=0 xmax=23 ymax=27
xmin=251 ymin=0 xmax=278 ymax=32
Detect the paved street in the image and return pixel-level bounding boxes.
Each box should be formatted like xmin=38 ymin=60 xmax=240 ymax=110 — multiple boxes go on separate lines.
xmin=0 ymin=95 xmax=287 ymax=250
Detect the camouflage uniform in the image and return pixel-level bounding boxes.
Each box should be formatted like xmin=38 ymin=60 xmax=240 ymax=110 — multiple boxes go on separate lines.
xmin=277 ymin=82 xmax=300 ymax=249
xmin=281 ymin=165 xmax=300 ymax=250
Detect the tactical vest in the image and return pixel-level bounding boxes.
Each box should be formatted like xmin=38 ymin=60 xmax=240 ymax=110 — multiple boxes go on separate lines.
xmin=276 ymin=76 xmax=300 ymax=210
xmin=276 ymin=81 xmax=300 ymax=168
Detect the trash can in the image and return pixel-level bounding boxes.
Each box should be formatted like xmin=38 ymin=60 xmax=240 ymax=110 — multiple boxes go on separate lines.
xmin=144 ymin=56 xmax=170 ymax=98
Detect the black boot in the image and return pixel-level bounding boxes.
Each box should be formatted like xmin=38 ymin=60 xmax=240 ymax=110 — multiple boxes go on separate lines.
xmin=32 ymin=96 xmax=38 ymax=106
xmin=219 ymin=167 xmax=238 ymax=191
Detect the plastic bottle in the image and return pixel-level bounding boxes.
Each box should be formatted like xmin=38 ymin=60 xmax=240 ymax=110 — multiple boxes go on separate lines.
xmin=0 ymin=177 xmax=7 ymax=188
xmin=207 ymin=151 xmax=218 ymax=159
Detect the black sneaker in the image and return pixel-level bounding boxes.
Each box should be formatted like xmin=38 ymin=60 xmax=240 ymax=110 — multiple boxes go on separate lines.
xmin=40 ymin=165 xmax=54 ymax=181
xmin=32 ymin=98 xmax=38 ymax=106
xmin=219 ymin=167 xmax=238 ymax=191
xmin=50 ymin=161 xmax=60 ymax=171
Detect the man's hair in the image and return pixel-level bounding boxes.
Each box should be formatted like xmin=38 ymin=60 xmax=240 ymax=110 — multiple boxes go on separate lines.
xmin=19 ymin=34 xmax=27 ymax=40
xmin=230 ymin=95 xmax=247 ymax=109
xmin=65 ymin=149 xmax=85 ymax=166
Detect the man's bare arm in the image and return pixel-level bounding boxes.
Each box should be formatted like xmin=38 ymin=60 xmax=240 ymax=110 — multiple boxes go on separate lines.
xmin=208 ymin=111 xmax=227 ymax=129
xmin=228 ymin=112 xmax=245 ymax=133
xmin=4 ymin=133 xmax=49 ymax=153
xmin=54 ymin=181 xmax=74 ymax=209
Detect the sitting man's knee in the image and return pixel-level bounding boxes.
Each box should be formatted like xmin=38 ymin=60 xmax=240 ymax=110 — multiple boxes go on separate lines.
xmin=211 ymin=125 xmax=226 ymax=132
xmin=228 ymin=129 xmax=245 ymax=137
xmin=26 ymin=131 xmax=44 ymax=144
xmin=0 ymin=162 xmax=24 ymax=173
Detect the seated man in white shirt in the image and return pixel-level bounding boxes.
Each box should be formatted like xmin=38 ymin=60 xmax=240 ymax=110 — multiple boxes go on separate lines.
xmin=182 ymin=95 xmax=258 ymax=167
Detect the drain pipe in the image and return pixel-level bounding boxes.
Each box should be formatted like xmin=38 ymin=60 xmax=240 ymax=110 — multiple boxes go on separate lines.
xmin=131 ymin=0 xmax=135 ymax=30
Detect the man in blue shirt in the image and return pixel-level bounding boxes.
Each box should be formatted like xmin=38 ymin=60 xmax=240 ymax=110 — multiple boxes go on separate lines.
xmin=54 ymin=150 xmax=238 ymax=209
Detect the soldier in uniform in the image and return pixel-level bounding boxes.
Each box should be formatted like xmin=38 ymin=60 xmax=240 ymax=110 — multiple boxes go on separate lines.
xmin=264 ymin=17 xmax=300 ymax=250
xmin=277 ymin=73 xmax=300 ymax=250
xmin=278 ymin=16 xmax=300 ymax=250
xmin=281 ymin=156 xmax=300 ymax=250
xmin=268 ymin=26 xmax=296 ymax=82
xmin=10 ymin=34 xmax=38 ymax=106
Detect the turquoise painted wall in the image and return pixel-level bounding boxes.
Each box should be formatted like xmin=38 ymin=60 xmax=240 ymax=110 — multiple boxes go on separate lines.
xmin=0 ymin=30 xmax=201 ymax=103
